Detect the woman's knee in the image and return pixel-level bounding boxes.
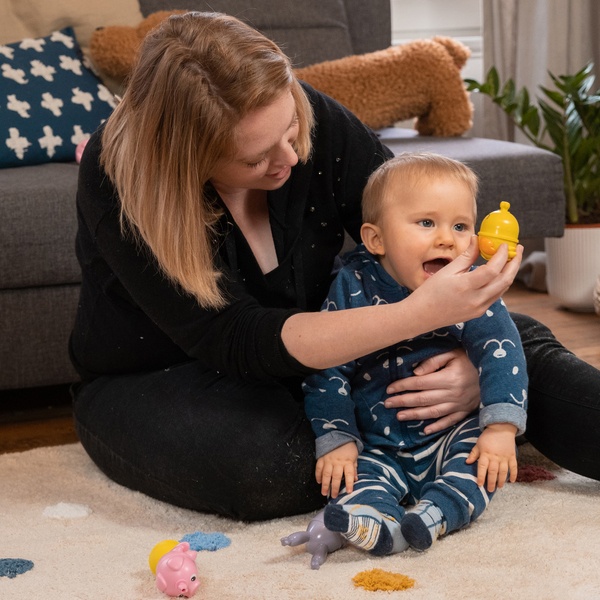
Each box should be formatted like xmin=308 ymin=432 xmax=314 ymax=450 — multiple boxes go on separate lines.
xmin=71 ymin=368 xmax=324 ymax=519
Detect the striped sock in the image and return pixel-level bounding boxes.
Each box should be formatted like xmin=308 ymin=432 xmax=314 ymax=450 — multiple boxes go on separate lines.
xmin=400 ymin=500 xmax=446 ymax=551
xmin=324 ymin=503 xmax=407 ymax=556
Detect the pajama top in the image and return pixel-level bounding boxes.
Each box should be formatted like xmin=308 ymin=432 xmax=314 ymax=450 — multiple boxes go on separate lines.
xmin=303 ymin=245 xmax=529 ymax=459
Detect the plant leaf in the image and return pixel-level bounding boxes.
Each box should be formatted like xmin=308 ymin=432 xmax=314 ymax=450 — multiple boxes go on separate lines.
xmin=463 ymin=61 xmax=600 ymax=223
xmin=486 ymin=66 xmax=500 ymax=97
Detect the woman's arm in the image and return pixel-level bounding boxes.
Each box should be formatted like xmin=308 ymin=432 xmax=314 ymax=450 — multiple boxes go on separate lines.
xmin=282 ymin=238 xmax=523 ymax=369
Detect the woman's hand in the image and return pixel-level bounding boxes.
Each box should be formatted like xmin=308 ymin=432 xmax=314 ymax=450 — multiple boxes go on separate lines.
xmin=385 ymin=349 xmax=480 ymax=435
xmin=283 ymin=238 xmax=522 ymax=372
xmin=409 ymin=238 xmax=523 ymax=331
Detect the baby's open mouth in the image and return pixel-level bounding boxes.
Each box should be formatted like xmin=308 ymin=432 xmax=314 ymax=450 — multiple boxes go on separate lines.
xmin=423 ymin=258 xmax=450 ymax=275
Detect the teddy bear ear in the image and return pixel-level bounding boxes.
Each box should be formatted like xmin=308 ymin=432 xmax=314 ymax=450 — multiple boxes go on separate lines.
xmin=88 ymin=10 xmax=188 ymax=91
xmin=90 ymin=25 xmax=141 ymax=82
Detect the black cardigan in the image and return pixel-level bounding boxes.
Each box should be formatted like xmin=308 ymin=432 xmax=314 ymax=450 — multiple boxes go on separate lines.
xmin=70 ymin=84 xmax=393 ymax=382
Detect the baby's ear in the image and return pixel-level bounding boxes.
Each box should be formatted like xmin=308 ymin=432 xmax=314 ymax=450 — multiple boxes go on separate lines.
xmin=360 ymin=222 xmax=385 ymax=256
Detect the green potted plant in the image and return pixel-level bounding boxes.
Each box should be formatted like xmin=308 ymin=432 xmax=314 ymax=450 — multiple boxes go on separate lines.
xmin=465 ymin=63 xmax=600 ymax=311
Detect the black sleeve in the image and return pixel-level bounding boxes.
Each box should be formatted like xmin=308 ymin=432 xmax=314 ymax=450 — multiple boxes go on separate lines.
xmin=73 ymin=90 xmax=393 ymax=383
xmin=302 ymin=83 xmax=394 ymax=243
xmin=75 ymin=131 xmax=311 ymax=382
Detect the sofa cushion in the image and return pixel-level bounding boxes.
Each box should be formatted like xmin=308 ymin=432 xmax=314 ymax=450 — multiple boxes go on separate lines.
xmin=0 ymin=28 xmax=116 ymax=168
xmin=0 ymin=162 xmax=81 ymax=289
xmin=0 ymin=0 xmax=143 ymax=60
xmin=342 ymin=0 xmax=391 ymax=55
xmin=138 ymin=0 xmax=355 ymax=67
xmin=0 ymin=285 xmax=80 ymax=388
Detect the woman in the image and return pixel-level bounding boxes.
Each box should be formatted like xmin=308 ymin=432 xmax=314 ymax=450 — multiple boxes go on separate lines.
xmin=71 ymin=12 xmax=599 ymax=521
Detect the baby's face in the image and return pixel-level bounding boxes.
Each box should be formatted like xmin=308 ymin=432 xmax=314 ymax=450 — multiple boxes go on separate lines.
xmin=374 ymin=176 xmax=476 ymax=291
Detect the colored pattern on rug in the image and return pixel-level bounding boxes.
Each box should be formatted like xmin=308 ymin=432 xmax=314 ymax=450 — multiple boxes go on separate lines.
xmin=181 ymin=531 xmax=231 ymax=552
xmin=0 ymin=559 xmax=34 ymax=579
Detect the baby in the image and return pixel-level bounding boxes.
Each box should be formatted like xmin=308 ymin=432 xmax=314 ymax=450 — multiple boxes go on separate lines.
xmin=303 ymin=152 xmax=527 ymax=555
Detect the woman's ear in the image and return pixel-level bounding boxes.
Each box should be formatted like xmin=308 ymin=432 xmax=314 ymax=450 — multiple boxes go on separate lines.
xmin=361 ymin=222 xmax=385 ymax=256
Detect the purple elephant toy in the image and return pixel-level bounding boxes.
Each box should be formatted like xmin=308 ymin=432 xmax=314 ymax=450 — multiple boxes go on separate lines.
xmin=281 ymin=510 xmax=346 ymax=570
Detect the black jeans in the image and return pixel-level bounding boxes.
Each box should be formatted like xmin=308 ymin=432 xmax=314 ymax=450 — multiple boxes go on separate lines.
xmin=72 ymin=364 xmax=325 ymax=521
xmin=72 ymin=313 xmax=600 ymax=521
xmin=511 ymin=313 xmax=600 ymax=479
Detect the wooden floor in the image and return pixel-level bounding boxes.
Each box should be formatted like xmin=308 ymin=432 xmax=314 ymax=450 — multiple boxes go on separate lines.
xmin=0 ymin=384 xmax=76 ymax=454
xmin=0 ymin=281 xmax=599 ymax=455
xmin=503 ymin=282 xmax=600 ymax=369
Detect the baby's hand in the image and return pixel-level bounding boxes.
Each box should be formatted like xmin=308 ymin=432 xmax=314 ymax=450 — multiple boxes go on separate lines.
xmin=315 ymin=442 xmax=358 ymax=498
xmin=466 ymin=423 xmax=518 ymax=492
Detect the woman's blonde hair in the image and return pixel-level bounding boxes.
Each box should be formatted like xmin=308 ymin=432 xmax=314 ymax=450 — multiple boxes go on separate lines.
xmin=100 ymin=11 xmax=314 ymax=308
xmin=362 ymin=152 xmax=479 ymax=224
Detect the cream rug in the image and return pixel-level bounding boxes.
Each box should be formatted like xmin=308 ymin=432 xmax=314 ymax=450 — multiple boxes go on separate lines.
xmin=2 ymin=442 xmax=600 ymax=600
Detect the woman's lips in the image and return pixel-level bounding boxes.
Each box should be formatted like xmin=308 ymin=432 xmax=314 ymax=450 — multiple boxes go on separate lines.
xmin=267 ymin=165 xmax=291 ymax=180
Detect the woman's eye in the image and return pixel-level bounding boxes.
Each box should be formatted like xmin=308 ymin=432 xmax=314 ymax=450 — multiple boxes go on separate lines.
xmin=246 ymin=158 xmax=266 ymax=169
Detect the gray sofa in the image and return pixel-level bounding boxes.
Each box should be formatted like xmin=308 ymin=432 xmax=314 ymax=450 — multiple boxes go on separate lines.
xmin=0 ymin=0 xmax=565 ymax=392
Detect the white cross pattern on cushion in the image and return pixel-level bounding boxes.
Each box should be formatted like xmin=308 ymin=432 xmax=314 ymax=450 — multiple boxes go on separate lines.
xmin=0 ymin=27 xmax=115 ymax=167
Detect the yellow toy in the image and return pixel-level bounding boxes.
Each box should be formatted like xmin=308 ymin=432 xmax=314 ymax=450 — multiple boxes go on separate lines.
xmin=148 ymin=539 xmax=179 ymax=575
xmin=478 ymin=201 xmax=520 ymax=261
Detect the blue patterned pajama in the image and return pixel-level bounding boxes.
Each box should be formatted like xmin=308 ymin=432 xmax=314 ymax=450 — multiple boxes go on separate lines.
xmin=331 ymin=416 xmax=492 ymax=534
xmin=303 ymin=245 xmax=528 ymax=535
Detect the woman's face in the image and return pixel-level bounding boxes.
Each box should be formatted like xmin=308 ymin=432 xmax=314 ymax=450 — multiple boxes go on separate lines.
xmin=210 ymin=90 xmax=300 ymax=195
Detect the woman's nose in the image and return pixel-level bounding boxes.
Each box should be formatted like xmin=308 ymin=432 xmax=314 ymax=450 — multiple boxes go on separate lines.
xmin=274 ymin=141 xmax=298 ymax=167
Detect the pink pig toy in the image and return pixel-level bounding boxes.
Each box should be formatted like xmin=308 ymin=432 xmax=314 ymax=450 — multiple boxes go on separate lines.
xmin=155 ymin=542 xmax=200 ymax=598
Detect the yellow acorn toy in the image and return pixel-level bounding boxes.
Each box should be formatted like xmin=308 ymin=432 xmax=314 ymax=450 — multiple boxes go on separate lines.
xmin=148 ymin=539 xmax=179 ymax=575
xmin=478 ymin=201 xmax=520 ymax=261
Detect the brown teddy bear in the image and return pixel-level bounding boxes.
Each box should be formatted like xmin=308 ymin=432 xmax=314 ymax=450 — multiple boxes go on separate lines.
xmin=90 ymin=12 xmax=472 ymax=136
xmin=295 ymin=37 xmax=473 ymax=136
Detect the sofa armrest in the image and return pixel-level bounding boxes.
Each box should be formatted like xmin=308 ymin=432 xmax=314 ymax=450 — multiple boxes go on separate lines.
xmin=378 ymin=128 xmax=565 ymax=240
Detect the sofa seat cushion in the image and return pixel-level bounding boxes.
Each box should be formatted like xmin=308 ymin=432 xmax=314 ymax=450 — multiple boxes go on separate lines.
xmin=0 ymin=162 xmax=81 ymax=289
xmin=0 ymin=284 xmax=80 ymax=388
xmin=138 ymin=0 xmax=355 ymax=67
xmin=378 ymin=128 xmax=565 ymax=239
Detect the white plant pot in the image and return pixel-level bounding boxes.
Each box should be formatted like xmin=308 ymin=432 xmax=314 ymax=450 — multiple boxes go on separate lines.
xmin=545 ymin=224 xmax=600 ymax=312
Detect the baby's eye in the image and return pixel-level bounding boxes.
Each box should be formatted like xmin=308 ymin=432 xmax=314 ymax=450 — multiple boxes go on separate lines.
xmin=454 ymin=223 xmax=470 ymax=232
xmin=418 ymin=219 xmax=434 ymax=228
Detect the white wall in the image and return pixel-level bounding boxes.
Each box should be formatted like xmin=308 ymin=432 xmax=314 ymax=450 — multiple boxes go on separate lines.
xmin=390 ymin=0 xmax=485 ymax=135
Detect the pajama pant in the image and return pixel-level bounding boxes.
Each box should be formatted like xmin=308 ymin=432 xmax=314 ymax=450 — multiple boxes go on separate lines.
xmin=330 ymin=416 xmax=494 ymax=534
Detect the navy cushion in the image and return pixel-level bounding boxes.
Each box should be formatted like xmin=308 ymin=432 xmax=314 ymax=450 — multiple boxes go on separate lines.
xmin=0 ymin=27 xmax=115 ymax=168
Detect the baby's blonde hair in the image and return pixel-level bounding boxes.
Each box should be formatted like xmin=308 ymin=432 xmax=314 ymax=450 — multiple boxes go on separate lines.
xmin=362 ymin=152 xmax=479 ymax=225
xmin=101 ymin=12 xmax=314 ymax=309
